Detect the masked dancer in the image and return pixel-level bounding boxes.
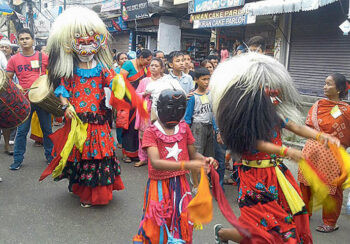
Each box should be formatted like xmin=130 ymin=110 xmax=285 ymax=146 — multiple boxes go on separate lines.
xmin=39 ymin=7 xmax=146 ymax=208
xmin=211 ymin=53 xmax=339 ymax=244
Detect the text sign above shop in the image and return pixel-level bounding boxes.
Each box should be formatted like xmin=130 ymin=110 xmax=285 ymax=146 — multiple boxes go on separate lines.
xmin=192 ymin=0 xmax=245 ymax=14
xmin=121 ymin=0 xmax=150 ymax=21
xmin=191 ymin=8 xmax=255 ymax=29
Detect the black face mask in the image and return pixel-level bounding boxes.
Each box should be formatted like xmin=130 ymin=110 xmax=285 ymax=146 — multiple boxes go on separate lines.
xmin=157 ymin=89 xmax=187 ymax=129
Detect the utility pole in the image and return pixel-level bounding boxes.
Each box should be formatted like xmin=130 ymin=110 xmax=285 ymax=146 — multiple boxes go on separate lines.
xmin=64 ymin=0 xmax=66 ymax=10
xmin=7 ymin=0 xmax=13 ymax=39
xmin=27 ymin=0 xmax=34 ymax=34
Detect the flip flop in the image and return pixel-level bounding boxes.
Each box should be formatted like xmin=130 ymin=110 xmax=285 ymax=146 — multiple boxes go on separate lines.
xmin=134 ymin=161 xmax=147 ymax=167
xmin=316 ymin=224 xmax=339 ymax=233
xmin=123 ymin=156 xmax=132 ymax=163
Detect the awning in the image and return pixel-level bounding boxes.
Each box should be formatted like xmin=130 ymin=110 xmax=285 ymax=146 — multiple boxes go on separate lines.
xmin=243 ymin=0 xmax=339 ymax=16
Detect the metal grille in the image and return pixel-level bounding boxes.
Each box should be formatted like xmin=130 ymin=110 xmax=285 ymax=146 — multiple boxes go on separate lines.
xmin=288 ymin=1 xmax=350 ymax=97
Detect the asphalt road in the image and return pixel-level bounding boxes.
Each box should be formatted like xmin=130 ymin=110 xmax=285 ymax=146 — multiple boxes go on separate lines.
xmin=0 ymin=135 xmax=350 ymax=244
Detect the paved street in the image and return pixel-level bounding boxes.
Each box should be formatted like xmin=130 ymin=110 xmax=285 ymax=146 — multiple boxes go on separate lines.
xmin=0 ymin=136 xmax=349 ymax=244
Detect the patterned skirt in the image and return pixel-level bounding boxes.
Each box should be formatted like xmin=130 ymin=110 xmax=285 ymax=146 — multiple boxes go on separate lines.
xmin=237 ymin=163 xmax=312 ymax=244
xmin=55 ymin=123 xmax=124 ymax=205
xmin=133 ymin=175 xmax=193 ymax=244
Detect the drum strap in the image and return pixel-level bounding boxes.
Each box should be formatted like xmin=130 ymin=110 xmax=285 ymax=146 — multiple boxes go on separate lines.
xmin=39 ymin=52 xmax=42 ymax=75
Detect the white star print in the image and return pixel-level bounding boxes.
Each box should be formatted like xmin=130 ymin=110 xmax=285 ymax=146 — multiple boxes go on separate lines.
xmin=165 ymin=142 xmax=182 ymax=161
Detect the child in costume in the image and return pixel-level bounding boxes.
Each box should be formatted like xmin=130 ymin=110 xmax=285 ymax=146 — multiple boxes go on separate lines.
xmin=39 ymin=7 xmax=145 ymax=208
xmin=210 ymin=53 xmax=339 ymax=243
xmin=133 ymin=88 xmax=217 ymax=243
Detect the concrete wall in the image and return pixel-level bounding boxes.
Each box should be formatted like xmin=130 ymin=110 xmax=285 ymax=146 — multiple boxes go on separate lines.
xmin=157 ymin=16 xmax=181 ymax=54
xmin=147 ymin=35 xmax=157 ymax=52
xmin=110 ymin=32 xmax=130 ymax=53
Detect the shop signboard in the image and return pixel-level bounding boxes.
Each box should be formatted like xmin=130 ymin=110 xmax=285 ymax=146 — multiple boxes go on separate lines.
xmin=101 ymin=0 xmax=121 ymax=12
xmin=190 ymin=0 xmax=245 ymax=14
xmin=106 ymin=17 xmax=128 ymax=32
xmin=191 ymin=7 xmax=255 ymax=29
xmin=121 ymin=0 xmax=150 ymax=21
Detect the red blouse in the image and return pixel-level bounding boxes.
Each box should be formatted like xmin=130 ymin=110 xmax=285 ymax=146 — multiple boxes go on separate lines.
xmin=60 ymin=63 xmax=115 ymax=115
xmin=142 ymin=121 xmax=195 ymax=180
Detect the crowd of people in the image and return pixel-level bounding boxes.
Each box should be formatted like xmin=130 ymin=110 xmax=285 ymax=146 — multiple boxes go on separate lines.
xmin=1 ymin=6 xmax=350 ymax=243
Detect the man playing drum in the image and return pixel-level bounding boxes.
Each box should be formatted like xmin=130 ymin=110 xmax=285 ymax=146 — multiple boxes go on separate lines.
xmin=6 ymin=28 xmax=53 ymax=170
xmin=0 ymin=39 xmax=17 ymax=156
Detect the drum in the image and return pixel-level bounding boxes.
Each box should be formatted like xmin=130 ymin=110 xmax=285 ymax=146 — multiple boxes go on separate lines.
xmin=28 ymin=75 xmax=65 ymax=117
xmin=0 ymin=70 xmax=31 ymax=129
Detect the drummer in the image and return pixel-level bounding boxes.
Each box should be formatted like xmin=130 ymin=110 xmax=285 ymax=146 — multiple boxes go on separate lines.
xmin=0 ymin=39 xmax=17 ymax=155
xmin=6 ymin=28 xmax=53 ymax=170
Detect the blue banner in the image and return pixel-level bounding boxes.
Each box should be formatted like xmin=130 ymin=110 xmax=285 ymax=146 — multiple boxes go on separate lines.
xmin=193 ymin=0 xmax=245 ymax=14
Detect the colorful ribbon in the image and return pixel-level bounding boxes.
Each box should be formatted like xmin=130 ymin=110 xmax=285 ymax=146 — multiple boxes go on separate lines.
xmin=52 ymin=105 xmax=88 ymax=178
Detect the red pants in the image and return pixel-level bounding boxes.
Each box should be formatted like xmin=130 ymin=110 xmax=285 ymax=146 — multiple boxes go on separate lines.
xmin=300 ymin=183 xmax=343 ymax=226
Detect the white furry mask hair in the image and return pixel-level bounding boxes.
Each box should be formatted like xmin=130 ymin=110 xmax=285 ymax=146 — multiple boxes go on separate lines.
xmin=210 ymin=52 xmax=302 ymax=125
xmin=210 ymin=53 xmax=303 ymax=154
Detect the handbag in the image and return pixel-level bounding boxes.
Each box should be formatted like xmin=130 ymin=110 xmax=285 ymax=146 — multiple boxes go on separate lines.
xmin=115 ymin=99 xmax=136 ymax=130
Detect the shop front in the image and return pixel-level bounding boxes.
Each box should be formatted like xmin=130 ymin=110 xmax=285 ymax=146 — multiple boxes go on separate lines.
xmin=181 ymin=19 xmax=211 ymax=60
xmin=121 ymin=0 xmax=156 ymax=51
xmin=105 ymin=16 xmax=130 ymax=52
xmin=189 ymin=1 xmax=278 ymax=58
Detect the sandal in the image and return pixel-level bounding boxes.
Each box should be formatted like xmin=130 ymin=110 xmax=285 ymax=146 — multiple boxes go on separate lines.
xmin=134 ymin=161 xmax=147 ymax=167
xmin=123 ymin=156 xmax=132 ymax=163
xmin=80 ymin=203 xmax=92 ymax=208
xmin=316 ymin=224 xmax=339 ymax=233
xmin=214 ymin=224 xmax=228 ymax=244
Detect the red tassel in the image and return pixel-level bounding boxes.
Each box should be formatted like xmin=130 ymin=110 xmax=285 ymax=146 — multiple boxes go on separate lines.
xmin=39 ymin=120 xmax=71 ymax=181
xmin=180 ymin=212 xmax=190 ymax=242
xmin=124 ymin=78 xmax=149 ymax=119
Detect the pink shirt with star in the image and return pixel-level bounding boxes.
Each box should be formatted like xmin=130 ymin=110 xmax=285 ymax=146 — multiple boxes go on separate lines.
xmin=142 ymin=121 xmax=195 ymax=180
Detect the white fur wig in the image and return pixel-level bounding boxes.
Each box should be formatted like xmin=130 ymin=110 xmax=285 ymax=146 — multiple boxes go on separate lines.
xmin=210 ymin=52 xmax=302 ymax=124
xmin=47 ymin=7 xmax=113 ymax=87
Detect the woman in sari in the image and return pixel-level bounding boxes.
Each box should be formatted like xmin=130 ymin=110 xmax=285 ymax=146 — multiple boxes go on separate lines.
xmin=114 ymin=52 xmax=128 ymax=147
xmin=120 ymin=49 xmax=152 ymax=163
xmin=134 ymin=57 xmax=164 ymax=167
xmin=299 ymin=73 xmax=350 ymax=233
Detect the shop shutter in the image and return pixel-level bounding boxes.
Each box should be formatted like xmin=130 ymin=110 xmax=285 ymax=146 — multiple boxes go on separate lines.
xmin=288 ymin=2 xmax=350 ymax=97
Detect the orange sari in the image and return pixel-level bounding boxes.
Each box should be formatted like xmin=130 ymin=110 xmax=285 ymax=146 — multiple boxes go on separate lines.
xmin=299 ymin=99 xmax=350 ymax=225
xmin=305 ymin=99 xmax=350 ymax=147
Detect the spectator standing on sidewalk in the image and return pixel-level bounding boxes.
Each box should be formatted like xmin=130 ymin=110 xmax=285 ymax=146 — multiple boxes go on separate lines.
xmin=220 ymin=43 xmax=229 ymax=62
xmin=6 ymin=28 xmax=53 ymax=170
xmin=184 ymin=67 xmax=217 ymax=192
xmin=166 ymin=51 xmax=194 ymax=95
xmin=299 ymin=73 xmax=350 ymax=233
xmin=247 ymin=35 xmax=266 ymax=54
xmin=207 ymin=55 xmax=219 ymax=69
